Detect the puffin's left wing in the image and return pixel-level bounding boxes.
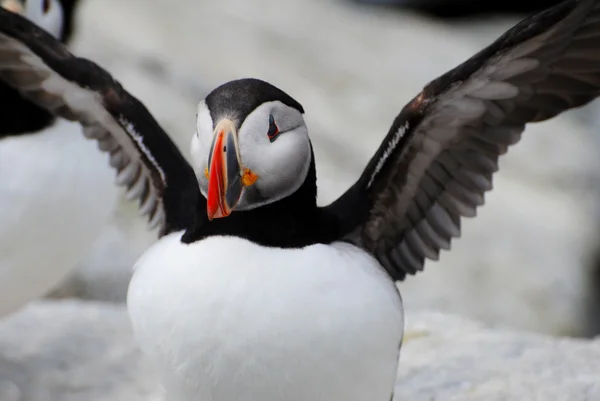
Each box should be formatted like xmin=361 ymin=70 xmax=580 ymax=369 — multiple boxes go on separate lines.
xmin=325 ymin=0 xmax=600 ymax=280
xmin=0 ymin=8 xmax=201 ymax=236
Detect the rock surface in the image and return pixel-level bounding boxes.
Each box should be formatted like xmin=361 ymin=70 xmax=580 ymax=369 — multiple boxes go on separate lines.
xmin=397 ymin=312 xmax=600 ymax=400
xmin=50 ymin=0 xmax=600 ymax=336
xmin=0 ymin=301 xmax=162 ymax=401
xmin=0 ymin=300 xmax=599 ymax=401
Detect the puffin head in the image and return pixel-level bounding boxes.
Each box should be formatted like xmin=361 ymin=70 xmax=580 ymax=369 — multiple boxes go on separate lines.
xmin=1 ymin=0 xmax=79 ymax=42
xmin=192 ymin=78 xmax=312 ymax=221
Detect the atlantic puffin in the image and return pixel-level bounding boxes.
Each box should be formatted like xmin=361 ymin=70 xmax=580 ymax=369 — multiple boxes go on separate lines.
xmin=0 ymin=0 xmax=599 ymax=399
xmin=0 ymin=0 xmax=118 ymax=318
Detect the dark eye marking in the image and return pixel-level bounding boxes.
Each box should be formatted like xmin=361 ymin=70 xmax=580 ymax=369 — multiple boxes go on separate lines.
xmin=267 ymin=114 xmax=280 ymax=143
xmin=43 ymin=0 xmax=51 ymax=13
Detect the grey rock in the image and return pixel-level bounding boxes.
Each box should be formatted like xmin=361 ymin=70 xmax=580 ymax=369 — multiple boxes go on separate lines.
xmin=397 ymin=312 xmax=600 ymax=400
xmin=0 ymin=301 xmax=598 ymax=400
xmin=0 ymin=300 xmax=162 ymax=401
xmin=52 ymin=0 xmax=600 ymax=336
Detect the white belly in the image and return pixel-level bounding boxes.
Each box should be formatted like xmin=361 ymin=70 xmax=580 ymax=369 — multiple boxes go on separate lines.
xmin=0 ymin=119 xmax=118 ymax=317
xmin=128 ymin=233 xmax=404 ymax=401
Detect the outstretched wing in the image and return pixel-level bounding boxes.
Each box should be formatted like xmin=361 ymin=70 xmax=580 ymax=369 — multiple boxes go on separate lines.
xmin=0 ymin=8 xmax=201 ymax=236
xmin=325 ymin=0 xmax=600 ymax=280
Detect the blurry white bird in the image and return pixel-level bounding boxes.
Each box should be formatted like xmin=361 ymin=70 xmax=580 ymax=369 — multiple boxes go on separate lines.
xmin=0 ymin=0 xmax=118 ymax=318
xmin=0 ymin=0 xmax=600 ymax=400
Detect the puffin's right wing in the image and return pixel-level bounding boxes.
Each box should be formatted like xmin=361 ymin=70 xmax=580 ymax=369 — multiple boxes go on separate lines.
xmin=325 ymin=0 xmax=600 ymax=280
xmin=0 ymin=8 xmax=201 ymax=236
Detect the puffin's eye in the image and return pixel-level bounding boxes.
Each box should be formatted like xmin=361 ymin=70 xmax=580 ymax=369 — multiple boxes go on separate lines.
xmin=42 ymin=0 xmax=51 ymax=13
xmin=267 ymin=114 xmax=280 ymax=143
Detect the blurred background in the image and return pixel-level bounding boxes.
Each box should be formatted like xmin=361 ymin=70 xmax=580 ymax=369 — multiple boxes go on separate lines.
xmin=40 ymin=0 xmax=600 ymax=338
xmin=2 ymin=0 xmax=600 ymax=399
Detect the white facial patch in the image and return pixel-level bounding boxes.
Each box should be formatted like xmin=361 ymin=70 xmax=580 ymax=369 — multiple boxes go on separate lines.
xmin=190 ymin=101 xmax=214 ymax=198
xmin=25 ymin=0 xmax=64 ymax=39
xmin=236 ymin=101 xmax=311 ymax=209
xmin=191 ymin=100 xmax=312 ymax=210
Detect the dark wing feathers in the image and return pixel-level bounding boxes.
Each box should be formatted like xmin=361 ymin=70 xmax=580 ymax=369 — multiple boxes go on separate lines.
xmin=327 ymin=0 xmax=600 ymax=280
xmin=0 ymin=8 xmax=200 ymax=236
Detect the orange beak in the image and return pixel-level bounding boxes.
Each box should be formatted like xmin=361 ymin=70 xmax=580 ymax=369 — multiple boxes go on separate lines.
xmin=206 ymin=119 xmax=245 ymax=220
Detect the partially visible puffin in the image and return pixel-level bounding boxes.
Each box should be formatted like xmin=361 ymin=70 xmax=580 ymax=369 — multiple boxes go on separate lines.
xmin=0 ymin=0 xmax=599 ymax=399
xmin=0 ymin=0 xmax=118 ymax=318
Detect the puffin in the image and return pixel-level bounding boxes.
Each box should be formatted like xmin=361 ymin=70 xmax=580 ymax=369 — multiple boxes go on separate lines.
xmin=0 ymin=0 xmax=118 ymax=318
xmin=0 ymin=0 xmax=599 ymax=399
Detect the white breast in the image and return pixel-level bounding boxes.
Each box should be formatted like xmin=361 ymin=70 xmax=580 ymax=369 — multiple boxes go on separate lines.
xmin=128 ymin=233 xmax=404 ymax=401
xmin=0 ymin=119 xmax=118 ymax=317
